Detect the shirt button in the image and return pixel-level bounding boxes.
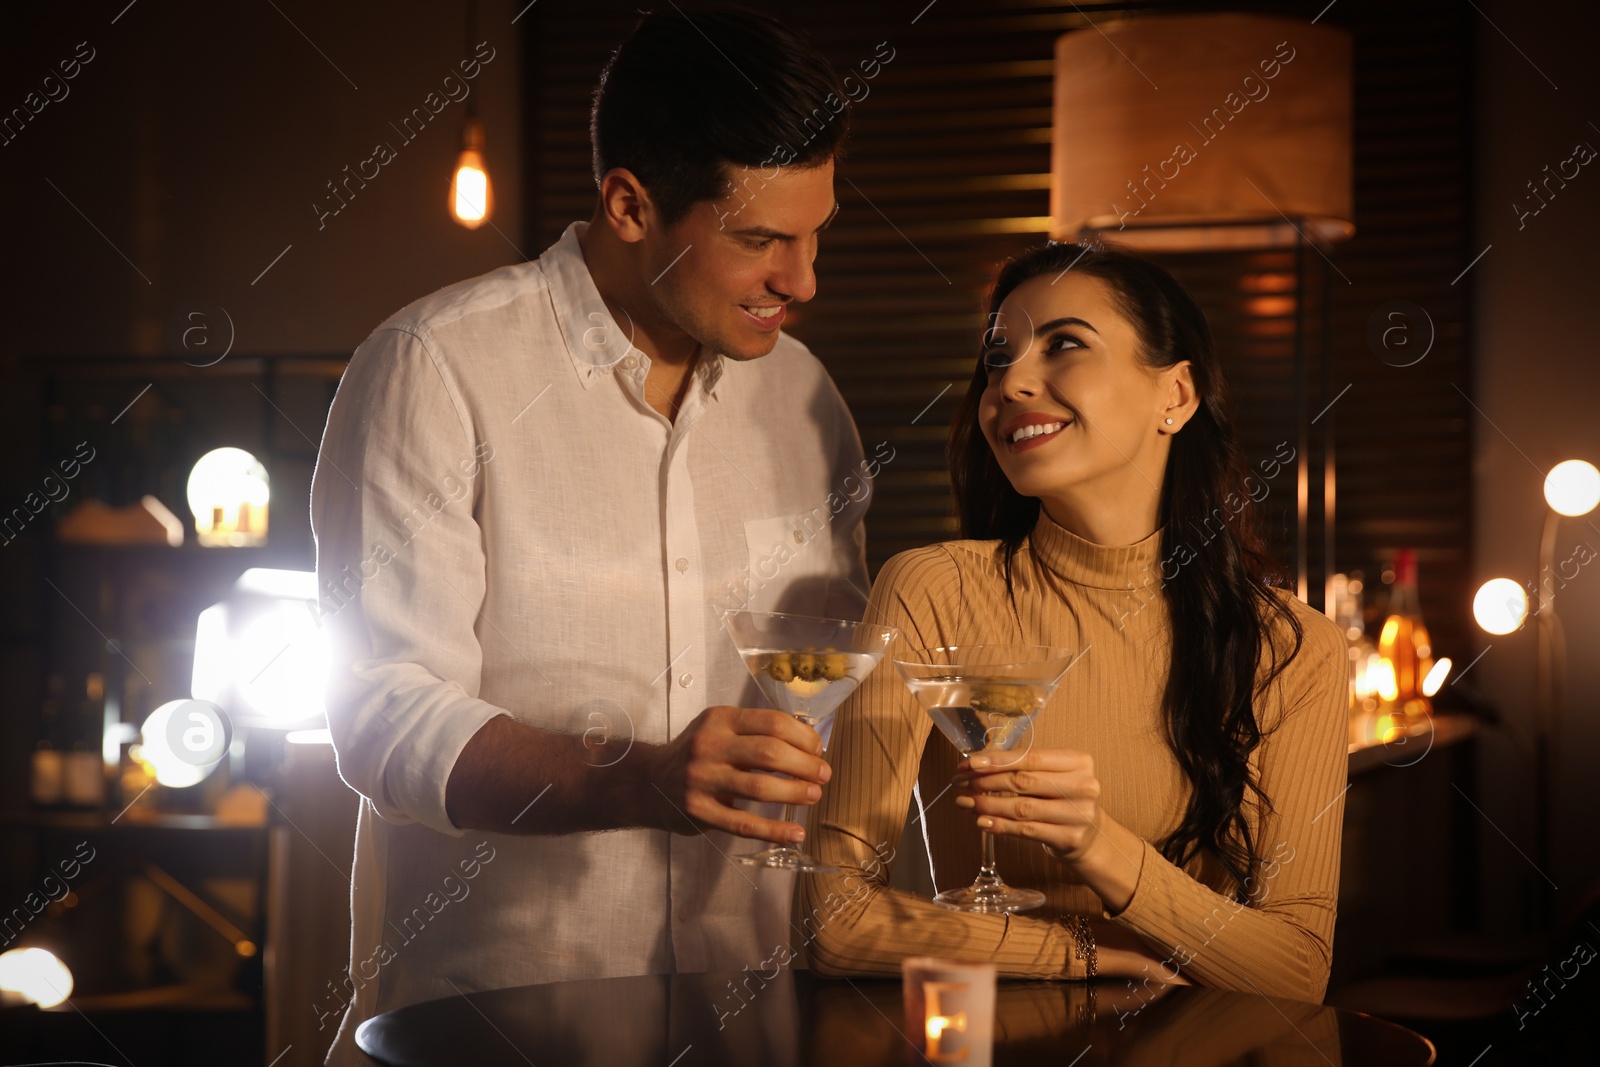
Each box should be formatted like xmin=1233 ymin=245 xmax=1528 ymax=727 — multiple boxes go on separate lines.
xmin=678 ymin=673 xmax=693 ymax=688
xmin=675 ymin=557 xmax=689 ymax=573
xmin=793 ymin=529 xmax=804 ymax=544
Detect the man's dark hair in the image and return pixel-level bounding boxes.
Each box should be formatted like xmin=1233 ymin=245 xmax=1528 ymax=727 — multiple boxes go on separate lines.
xmin=591 ymin=6 xmax=850 ymax=228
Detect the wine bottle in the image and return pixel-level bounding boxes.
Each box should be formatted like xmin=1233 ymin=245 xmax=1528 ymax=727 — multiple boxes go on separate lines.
xmin=62 ymin=672 xmax=107 ymax=809
xmin=30 ymin=674 xmax=67 ymax=808
xmin=1332 ymin=571 xmax=1386 ymax=745
xmin=1377 ymin=549 xmax=1436 ymax=716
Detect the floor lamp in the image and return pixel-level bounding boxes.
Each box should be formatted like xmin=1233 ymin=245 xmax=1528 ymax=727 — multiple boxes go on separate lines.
xmin=1473 ymin=458 xmax=1600 ymax=929
xmin=1050 ymin=12 xmax=1353 ymax=607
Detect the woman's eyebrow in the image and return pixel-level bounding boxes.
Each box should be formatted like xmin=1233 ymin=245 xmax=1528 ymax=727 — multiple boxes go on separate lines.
xmin=972 ymin=315 xmax=1100 ymax=356
xmin=1035 ymin=316 xmax=1099 ymax=336
xmin=980 ymin=314 xmax=1098 ymax=356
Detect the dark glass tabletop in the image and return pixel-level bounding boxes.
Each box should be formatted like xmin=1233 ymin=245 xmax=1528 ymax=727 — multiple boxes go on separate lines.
xmin=356 ymin=969 xmax=1435 ymax=1066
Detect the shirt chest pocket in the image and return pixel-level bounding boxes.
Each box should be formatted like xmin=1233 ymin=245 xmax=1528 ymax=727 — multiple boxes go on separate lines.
xmin=740 ymin=509 xmax=835 ymax=615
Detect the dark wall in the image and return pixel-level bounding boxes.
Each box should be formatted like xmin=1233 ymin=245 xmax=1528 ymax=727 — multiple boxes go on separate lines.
xmin=1470 ymin=0 xmax=1600 ymax=933
xmin=0 ymin=1 xmax=525 ymax=359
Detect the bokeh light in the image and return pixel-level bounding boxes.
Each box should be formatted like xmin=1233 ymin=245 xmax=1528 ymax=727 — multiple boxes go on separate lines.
xmin=138 ymin=700 xmax=223 ymax=788
xmin=1543 ymin=459 xmax=1600 ymax=517
xmin=1421 ymin=657 xmax=1453 ymax=697
xmin=0 ymin=947 xmax=73 ymax=1008
xmin=1473 ymin=578 xmax=1528 ymax=635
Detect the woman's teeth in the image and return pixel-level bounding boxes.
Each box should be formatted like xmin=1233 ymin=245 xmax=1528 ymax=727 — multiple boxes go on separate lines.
xmin=1010 ymin=421 xmax=1064 ymax=443
xmin=743 ymin=305 xmax=781 ymax=319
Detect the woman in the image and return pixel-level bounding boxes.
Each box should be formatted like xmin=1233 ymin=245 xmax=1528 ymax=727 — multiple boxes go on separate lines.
xmin=798 ymin=241 xmax=1349 ymax=1001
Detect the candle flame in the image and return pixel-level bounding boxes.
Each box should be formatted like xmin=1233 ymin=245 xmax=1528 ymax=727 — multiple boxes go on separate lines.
xmin=924 ymin=981 xmax=971 ymax=1061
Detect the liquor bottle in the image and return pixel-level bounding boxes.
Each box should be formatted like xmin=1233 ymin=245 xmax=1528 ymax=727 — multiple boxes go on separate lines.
xmin=1377 ymin=549 xmax=1436 ymax=718
xmin=62 ymin=672 xmax=107 ymax=809
xmin=1331 ymin=571 xmax=1385 ymax=745
xmin=30 ymin=674 xmax=67 ymax=808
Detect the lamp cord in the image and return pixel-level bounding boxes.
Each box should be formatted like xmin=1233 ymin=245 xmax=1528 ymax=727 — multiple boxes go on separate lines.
xmin=464 ymin=0 xmax=479 ymax=120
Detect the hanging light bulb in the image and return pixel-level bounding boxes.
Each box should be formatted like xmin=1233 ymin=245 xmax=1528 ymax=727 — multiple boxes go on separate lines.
xmin=449 ymin=1 xmax=492 ymax=229
xmin=449 ymin=116 xmax=493 ymax=229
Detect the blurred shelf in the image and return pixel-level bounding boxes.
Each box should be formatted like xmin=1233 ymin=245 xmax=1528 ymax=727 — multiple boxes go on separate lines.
xmin=47 ymin=983 xmax=255 ymax=1013
xmin=1347 ymin=712 xmax=1479 ymax=776
xmin=0 ymin=809 xmax=266 ymax=832
xmin=50 ymin=541 xmax=301 ymax=558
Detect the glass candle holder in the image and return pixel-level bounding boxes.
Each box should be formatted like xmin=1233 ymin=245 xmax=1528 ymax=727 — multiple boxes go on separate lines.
xmin=901 ymin=957 xmax=996 ymax=1066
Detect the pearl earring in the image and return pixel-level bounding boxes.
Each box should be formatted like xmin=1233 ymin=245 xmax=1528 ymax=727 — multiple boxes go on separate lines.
xmin=1164 ymin=417 xmax=1174 ymax=425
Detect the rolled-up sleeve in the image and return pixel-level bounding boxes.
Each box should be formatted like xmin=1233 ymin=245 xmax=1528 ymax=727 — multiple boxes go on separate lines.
xmin=310 ymin=325 xmax=506 ymax=836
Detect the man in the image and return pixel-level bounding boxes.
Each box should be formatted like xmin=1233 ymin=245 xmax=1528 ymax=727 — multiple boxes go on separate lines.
xmin=309 ymin=8 xmax=872 ymax=1064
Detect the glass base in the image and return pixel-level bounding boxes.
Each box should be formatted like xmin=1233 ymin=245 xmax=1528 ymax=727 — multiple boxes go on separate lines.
xmin=734 ymin=846 xmax=840 ymax=874
xmin=933 ymin=881 xmax=1045 ymax=914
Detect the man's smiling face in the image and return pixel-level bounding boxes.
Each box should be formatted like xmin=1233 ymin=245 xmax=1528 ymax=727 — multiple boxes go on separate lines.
xmin=642 ymin=159 xmax=838 ymax=361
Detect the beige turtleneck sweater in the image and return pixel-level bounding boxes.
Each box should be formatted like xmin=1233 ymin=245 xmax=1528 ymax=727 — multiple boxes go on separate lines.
xmin=797 ymin=509 xmax=1350 ymax=1003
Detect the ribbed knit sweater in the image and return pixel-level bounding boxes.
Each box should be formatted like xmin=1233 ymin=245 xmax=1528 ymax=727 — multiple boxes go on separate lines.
xmin=797 ymin=508 xmax=1350 ymax=1002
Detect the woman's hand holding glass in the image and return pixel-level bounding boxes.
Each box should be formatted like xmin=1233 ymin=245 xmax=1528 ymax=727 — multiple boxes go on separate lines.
xmin=953 ymin=748 xmax=1145 ymax=914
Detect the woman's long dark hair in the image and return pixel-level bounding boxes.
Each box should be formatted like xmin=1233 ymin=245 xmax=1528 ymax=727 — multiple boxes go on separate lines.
xmin=949 ymin=241 xmax=1304 ymax=901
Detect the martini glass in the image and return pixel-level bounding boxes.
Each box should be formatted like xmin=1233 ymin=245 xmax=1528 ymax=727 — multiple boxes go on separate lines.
xmin=893 ymin=645 xmax=1076 ymax=913
xmin=722 ymin=609 xmax=900 ymax=872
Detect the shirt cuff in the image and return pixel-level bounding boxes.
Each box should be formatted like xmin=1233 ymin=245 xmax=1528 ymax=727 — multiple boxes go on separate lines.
xmin=383 ymin=696 xmax=508 ymax=837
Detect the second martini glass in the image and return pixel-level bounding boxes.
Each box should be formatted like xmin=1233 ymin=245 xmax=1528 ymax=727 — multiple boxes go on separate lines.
xmin=722 ymin=609 xmax=900 ymax=873
xmin=893 ymin=645 xmax=1076 ymax=913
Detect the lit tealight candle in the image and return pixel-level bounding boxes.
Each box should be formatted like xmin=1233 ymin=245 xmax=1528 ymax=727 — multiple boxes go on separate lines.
xmin=902 ymin=957 xmax=996 ymax=1066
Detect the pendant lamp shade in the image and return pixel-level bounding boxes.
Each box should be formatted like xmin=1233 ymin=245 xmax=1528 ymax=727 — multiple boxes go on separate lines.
xmin=1051 ymin=13 xmax=1354 ymax=250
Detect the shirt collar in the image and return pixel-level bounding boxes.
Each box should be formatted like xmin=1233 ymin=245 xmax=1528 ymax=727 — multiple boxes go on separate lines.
xmin=1027 ymin=507 xmax=1166 ymax=590
xmin=542 ymin=220 xmax=726 ymax=397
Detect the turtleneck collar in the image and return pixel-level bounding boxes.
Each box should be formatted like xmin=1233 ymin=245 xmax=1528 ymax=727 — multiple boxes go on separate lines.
xmin=1026 ymin=506 xmax=1165 ymax=590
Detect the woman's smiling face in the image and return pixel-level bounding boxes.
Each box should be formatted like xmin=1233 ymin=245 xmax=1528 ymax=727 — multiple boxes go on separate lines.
xmin=978 ymin=271 xmax=1190 ymax=516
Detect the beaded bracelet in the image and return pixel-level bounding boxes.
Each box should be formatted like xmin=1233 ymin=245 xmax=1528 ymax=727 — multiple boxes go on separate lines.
xmin=1063 ymin=913 xmax=1098 ymax=980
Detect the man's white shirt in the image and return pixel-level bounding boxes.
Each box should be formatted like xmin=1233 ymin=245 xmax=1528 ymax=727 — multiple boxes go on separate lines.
xmin=310 ymin=221 xmax=875 ymax=1064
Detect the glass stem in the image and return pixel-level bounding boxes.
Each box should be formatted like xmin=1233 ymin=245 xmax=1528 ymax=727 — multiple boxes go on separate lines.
xmin=977 ymin=829 xmax=1002 ymax=885
xmin=780 ymin=803 xmax=797 ymax=850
